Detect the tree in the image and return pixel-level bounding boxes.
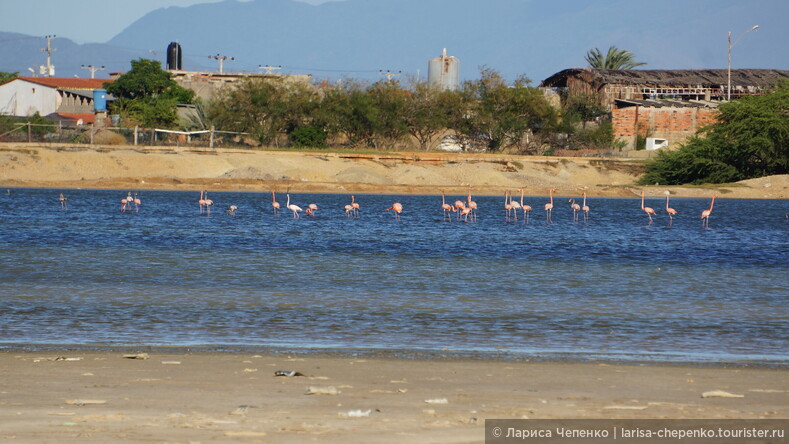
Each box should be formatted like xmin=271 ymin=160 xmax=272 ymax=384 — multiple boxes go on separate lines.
xmin=208 ymin=78 xmax=288 ymax=144
xmin=0 ymin=72 xmax=18 ymax=84
xmin=105 ymin=59 xmax=194 ymax=128
xmin=366 ymin=80 xmax=409 ymax=148
xmin=457 ymin=68 xmax=555 ymax=151
xmin=639 ymin=81 xmax=789 ymax=185
xmin=585 ymin=46 xmax=646 ymax=70
xmin=403 ymin=81 xmax=464 ymax=150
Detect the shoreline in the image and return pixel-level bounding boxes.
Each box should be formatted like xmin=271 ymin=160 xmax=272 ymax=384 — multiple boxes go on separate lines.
xmin=2 ymin=344 xmax=786 ymax=370
xmin=2 ymin=142 xmax=787 ymax=199
xmin=2 ymin=350 xmax=787 ymax=443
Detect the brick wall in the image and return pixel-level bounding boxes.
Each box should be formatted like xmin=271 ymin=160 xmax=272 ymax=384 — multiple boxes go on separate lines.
xmin=612 ymin=106 xmax=720 ymax=150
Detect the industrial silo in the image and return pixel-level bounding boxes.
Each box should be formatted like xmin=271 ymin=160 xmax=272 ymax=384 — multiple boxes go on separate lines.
xmin=428 ymin=48 xmax=459 ymax=91
xmin=166 ymin=42 xmax=182 ymax=71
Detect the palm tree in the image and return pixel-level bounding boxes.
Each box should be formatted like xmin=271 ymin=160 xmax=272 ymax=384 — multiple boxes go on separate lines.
xmin=585 ymin=46 xmax=646 ymax=70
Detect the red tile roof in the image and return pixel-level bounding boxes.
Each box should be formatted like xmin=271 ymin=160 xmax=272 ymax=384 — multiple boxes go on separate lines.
xmin=17 ymin=76 xmax=113 ymax=90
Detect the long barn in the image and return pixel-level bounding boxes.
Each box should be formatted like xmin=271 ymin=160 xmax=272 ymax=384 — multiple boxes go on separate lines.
xmin=540 ymin=68 xmax=789 ymax=150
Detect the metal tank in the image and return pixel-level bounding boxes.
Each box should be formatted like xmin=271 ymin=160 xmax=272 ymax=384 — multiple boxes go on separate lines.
xmin=166 ymin=42 xmax=182 ymax=71
xmin=428 ymin=48 xmax=459 ymax=91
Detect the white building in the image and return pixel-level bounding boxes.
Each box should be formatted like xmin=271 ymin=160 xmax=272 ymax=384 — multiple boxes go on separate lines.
xmin=0 ymin=76 xmax=113 ymax=123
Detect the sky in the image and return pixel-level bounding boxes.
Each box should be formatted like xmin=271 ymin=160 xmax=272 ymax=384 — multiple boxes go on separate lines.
xmin=0 ymin=0 xmax=335 ymax=44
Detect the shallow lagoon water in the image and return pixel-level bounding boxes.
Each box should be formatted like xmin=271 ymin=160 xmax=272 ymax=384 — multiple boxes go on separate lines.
xmin=0 ymin=189 xmax=787 ymax=364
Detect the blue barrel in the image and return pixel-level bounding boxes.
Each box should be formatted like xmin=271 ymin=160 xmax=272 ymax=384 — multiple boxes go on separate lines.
xmin=93 ymin=89 xmax=107 ymax=112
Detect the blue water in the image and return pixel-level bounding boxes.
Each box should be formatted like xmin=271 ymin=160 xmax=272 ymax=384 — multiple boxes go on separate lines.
xmin=1 ymin=188 xmax=787 ymax=365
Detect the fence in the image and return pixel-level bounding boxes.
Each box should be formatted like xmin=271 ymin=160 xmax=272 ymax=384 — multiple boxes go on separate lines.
xmin=0 ymin=121 xmax=249 ymax=148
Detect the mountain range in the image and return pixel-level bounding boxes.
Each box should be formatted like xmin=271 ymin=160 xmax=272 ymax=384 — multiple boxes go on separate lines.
xmin=2 ymin=0 xmax=787 ymax=84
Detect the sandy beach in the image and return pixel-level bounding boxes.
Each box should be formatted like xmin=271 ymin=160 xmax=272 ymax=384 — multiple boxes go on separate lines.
xmin=1 ymin=142 xmax=787 ymax=199
xmin=1 ymin=351 xmax=787 ymax=443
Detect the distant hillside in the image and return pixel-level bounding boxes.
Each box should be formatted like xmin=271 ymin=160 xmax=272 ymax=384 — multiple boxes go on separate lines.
xmin=2 ymin=0 xmax=787 ymax=83
xmin=0 ymin=32 xmax=150 ymax=79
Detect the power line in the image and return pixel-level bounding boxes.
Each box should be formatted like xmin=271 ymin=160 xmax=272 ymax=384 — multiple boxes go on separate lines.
xmin=379 ymin=69 xmax=402 ymax=83
xmin=40 ymin=35 xmax=56 ymax=77
xmin=258 ymin=65 xmax=282 ymax=75
xmin=81 ymin=64 xmax=106 ymax=79
xmin=208 ymin=54 xmax=234 ymax=73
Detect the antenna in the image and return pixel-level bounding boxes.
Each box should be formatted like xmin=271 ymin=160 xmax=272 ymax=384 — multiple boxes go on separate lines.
xmin=258 ymin=65 xmax=282 ymax=75
xmin=379 ymin=70 xmax=402 ymax=83
xmin=208 ymin=54 xmax=234 ymax=74
xmin=40 ymin=35 xmax=56 ymax=77
xmin=81 ymin=64 xmax=106 ymax=79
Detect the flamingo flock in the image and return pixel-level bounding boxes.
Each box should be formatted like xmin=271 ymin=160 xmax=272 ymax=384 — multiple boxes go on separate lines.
xmin=57 ymin=188 xmax=722 ymax=227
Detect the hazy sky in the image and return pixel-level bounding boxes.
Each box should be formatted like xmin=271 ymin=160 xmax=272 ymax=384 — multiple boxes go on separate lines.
xmin=0 ymin=0 xmax=336 ymax=44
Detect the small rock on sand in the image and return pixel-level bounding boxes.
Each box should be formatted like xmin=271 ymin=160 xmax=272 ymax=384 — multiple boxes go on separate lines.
xmin=424 ymin=398 xmax=449 ymax=404
xmin=306 ymin=386 xmax=340 ymax=395
xmin=701 ymin=390 xmax=744 ymax=398
xmin=65 ymin=399 xmax=107 ymax=406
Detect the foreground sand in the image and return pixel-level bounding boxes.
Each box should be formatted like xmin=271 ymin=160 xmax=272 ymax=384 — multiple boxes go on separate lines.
xmin=1 ymin=351 xmax=786 ymax=443
xmin=2 ymin=142 xmax=787 ymax=199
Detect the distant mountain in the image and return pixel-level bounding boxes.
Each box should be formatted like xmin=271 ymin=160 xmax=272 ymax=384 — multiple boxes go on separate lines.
xmin=0 ymin=32 xmax=149 ymax=80
xmin=3 ymin=0 xmax=787 ymax=83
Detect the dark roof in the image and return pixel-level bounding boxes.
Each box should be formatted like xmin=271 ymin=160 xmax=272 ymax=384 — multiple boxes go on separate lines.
xmin=614 ymin=99 xmax=720 ymax=109
xmin=540 ymin=68 xmax=789 ymax=88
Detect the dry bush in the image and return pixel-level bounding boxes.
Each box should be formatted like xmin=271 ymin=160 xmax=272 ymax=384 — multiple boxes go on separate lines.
xmin=93 ymin=130 xmax=127 ymax=145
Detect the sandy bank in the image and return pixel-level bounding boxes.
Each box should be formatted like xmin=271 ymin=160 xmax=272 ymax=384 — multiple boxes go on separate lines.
xmin=1 ymin=351 xmax=787 ymax=443
xmin=2 ymin=143 xmax=787 ymax=199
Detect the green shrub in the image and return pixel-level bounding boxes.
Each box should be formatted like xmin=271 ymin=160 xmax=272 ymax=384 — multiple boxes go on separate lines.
xmin=289 ymin=125 xmax=327 ymax=148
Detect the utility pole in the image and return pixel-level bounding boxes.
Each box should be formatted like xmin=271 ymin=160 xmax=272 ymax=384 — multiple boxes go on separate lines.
xmin=379 ymin=70 xmax=402 ymax=83
xmin=727 ymin=25 xmax=759 ymax=101
xmin=41 ymin=35 xmax=56 ymax=77
xmin=258 ymin=65 xmax=282 ymax=75
xmin=208 ymin=54 xmax=234 ymax=74
xmin=81 ymin=64 xmax=106 ymax=79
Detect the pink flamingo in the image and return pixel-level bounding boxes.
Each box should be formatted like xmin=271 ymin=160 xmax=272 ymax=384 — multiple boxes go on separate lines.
xmin=509 ymin=191 xmax=521 ymax=221
xmin=467 ymin=186 xmax=478 ymax=222
xmin=504 ymin=190 xmax=513 ymax=221
xmin=386 ymin=202 xmax=403 ymax=220
xmin=351 ymin=195 xmax=360 ymax=217
xmin=569 ymin=197 xmax=580 ymax=222
xmin=544 ymin=188 xmax=555 ymax=223
xmin=581 ymin=192 xmax=590 ymax=223
xmin=454 ymin=198 xmax=466 ymax=220
xmin=203 ymin=190 xmax=214 ymax=216
xmin=441 ymin=192 xmax=453 ymax=221
xmin=133 ymin=192 xmax=141 ymax=213
xmin=344 ymin=203 xmax=354 ymax=217
xmin=121 ymin=191 xmax=133 ymax=212
xmin=519 ymin=188 xmax=532 ymax=223
xmin=226 ymin=205 xmax=238 ymax=216
xmin=271 ymin=190 xmax=281 ymax=215
xmin=286 ymin=193 xmax=302 ymax=218
xmin=307 ymin=203 xmax=318 ymax=217
xmin=641 ymin=190 xmax=656 ymax=223
xmin=459 ymin=205 xmax=472 ymax=222
xmin=701 ymin=194 xmax=716 ymax=228
xmin=199 ymin=190 xmax=207 ymax=214
xmin=665 ymin=191 xmax=677 ymax=224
